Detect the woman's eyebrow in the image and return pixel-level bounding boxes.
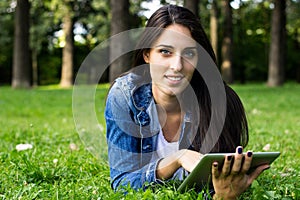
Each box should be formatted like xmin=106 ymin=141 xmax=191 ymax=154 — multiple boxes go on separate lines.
xmin=184 ymin=47 xmax=197 ymax=50
xmin=154 ymin=44 xmax=174 ymax=49
xmin=154 ymin=45 xmax=197 ymax=49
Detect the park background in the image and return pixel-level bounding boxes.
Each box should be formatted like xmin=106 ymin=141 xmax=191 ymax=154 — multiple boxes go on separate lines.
xmin=0 ymin=0 xmax=299 ymax=199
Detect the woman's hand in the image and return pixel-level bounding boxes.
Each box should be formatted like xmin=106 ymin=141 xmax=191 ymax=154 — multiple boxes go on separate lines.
xmin=156 ymin=149 xmax=202 ymax=180
xmin=176 ymin=149 xmax=203 ymax=172
xmin=211 ymin=146 xmax=270 ymax=200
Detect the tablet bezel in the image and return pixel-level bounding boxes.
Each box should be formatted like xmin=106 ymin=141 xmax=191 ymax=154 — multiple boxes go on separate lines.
xmin=177 ymin=152 xmax=280 ymax=192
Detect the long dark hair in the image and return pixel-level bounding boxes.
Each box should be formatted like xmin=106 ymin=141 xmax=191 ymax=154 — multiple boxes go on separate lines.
xmin=132 ymin=5 xmax=248 ymax=153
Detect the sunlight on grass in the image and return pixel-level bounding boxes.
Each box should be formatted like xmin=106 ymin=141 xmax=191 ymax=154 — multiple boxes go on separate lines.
xmin=232 ymin=83 xmax=300 ymax=200
xmin=0 ymin=83 xmax=299 ymax=199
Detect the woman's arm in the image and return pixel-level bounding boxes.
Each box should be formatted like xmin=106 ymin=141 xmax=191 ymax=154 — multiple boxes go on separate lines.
xmin=156 ymin=149 xmax=202 ymax=180
xmin=106 ymin=82 xmax=162 ymax=190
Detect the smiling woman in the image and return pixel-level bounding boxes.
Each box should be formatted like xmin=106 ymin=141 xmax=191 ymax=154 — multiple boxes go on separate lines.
xmin=105 ymin=5 xmax=269 ymax=199
xmin=144 ymin=24 xmax=197 ymax=97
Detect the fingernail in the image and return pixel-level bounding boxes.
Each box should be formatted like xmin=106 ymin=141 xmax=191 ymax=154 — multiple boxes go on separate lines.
xmin=238 ymin=147 xmax=243 ymax=154
xmin=213 ymin=162 xmax=218 ymax=167
xmin=227 ymin=155 xmax=233 ymax=161
xmin=247 ymin=151 xmax=253 ymax=157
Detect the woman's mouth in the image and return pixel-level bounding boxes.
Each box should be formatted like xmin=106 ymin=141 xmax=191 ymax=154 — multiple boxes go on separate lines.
xmin=165 ymin=75 xmax=184 ymax=83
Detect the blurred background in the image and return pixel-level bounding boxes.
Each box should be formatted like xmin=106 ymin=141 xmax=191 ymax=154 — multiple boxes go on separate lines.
xmin=0 ymin=0 xmax=299 ymax=88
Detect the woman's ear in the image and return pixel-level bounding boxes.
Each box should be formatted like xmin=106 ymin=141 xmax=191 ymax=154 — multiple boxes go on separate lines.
xmin=143 ymin=51 xmax=150 ymax=63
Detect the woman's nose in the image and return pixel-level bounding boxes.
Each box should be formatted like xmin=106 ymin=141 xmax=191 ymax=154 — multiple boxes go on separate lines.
xmin=170 ymin=54 xmax=183 ymax=72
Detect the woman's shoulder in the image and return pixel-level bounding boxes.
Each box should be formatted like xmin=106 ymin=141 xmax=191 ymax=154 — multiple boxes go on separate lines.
xmin=108 ymin=72 xmax=153 ymax=110
xmin=112 ymin=72 xmax=140 ymax=90
xmin=107 ymin=72 xmax=146 ymax=102
xmin=111 ymin=72 xmax=151 ymax=95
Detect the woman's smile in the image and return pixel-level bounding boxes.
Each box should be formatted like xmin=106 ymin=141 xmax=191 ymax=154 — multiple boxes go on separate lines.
xmin=165 ymin=74 xmax=184 ymax=84
xmin=143 ymin=24 xmax=198 ymax=97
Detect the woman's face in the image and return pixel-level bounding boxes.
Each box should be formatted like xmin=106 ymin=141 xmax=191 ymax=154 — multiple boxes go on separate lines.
xmin=143 ymin=24 xmax=198 ymax=97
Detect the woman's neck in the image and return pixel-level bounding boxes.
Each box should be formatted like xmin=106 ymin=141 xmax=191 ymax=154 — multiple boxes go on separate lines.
xmin=152 ymin=86 xmax=182 ymax=114
xmin=152 ymin=85 xmax=183 ymax=142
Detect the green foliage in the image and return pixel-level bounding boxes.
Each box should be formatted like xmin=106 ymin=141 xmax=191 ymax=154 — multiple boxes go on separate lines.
xmin=0 ymin=83 xmax=299 ymax=199
xmin=1 ymin=0 xmax=300 ymax=85
xmin=0 ymin=0 xmax=14 ymax=84
xmin=38 ymin=47 xmax=62 ymax=85
xmin=232 ymin=0 xmax=272 ymax=82
xmin=287 ymin=0 xmax=300 ymax=38
xmin=29 ymin=0 xmax=55 ymax=54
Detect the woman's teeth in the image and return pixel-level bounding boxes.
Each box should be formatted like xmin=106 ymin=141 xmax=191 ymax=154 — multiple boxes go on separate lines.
xmin=167 ymin=76 xmax=182 ymax=81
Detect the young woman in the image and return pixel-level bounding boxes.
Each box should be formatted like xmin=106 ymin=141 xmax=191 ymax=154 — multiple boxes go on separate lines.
xmin=105 ymin=5 xmax=269 ymax=199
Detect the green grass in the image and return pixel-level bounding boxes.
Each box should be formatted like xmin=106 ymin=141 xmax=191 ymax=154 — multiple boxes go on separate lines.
xmin=0 ymin=83 xmax=299 ymax=199
xmin=231 ymin=83 xmax=300 ymax=199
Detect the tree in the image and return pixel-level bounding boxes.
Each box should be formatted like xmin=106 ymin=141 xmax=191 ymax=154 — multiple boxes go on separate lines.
xmin=12 ymin=0 xmax=31 ymax=88
xmin=59 ymin=4 xmax=74 ymax=88
xmin=184 ymin=0 xmax=199 ymax=16
xmin=49 ymin=0 xmax=97 ymax=87
xmin=221 ymin=0 xmax=233 ymax=84
xmin=285 ymin=0 xmax=299 ymax=83
xmin=0 ymin=0 xmax=14 ymax=85
xmin=109 ymin=0 xmax=131 ymax=82
xmin=210 ymin=0 xmax=218 ymax=60
xmin=267 ymin=0 xmax=286 ymax=87
xmin=30 ymin=0 xmax=54 ymax=86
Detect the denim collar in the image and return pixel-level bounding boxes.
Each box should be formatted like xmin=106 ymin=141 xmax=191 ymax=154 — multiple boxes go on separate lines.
xmin=116 ymin=72 xmax=196 ymax=140
xmin=131 ymin=83 xmax=153 ymax=111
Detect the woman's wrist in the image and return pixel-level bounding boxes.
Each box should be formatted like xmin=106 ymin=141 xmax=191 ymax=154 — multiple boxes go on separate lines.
xmin=175 ymin=149 xmax=186 ymax=166
xmin=156 ymin=151 xmax=183 ymax=180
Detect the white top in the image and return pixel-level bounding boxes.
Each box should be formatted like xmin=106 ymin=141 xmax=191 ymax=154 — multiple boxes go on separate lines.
xmin=156 ymin=128 xmax=179 ymax=158
xmin=153 ymin=128 xmax=186 ymax=180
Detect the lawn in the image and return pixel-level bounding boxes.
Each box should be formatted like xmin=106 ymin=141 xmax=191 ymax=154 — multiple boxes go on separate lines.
xmin=0 ymin=83 xmax=299 ymax=199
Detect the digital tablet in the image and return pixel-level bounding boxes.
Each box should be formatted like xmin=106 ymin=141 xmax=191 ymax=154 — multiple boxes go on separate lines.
xmin=177 ymin=152 xmax=280 ymax=192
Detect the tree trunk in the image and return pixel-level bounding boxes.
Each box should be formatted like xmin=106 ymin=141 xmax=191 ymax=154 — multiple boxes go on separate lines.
xmin=12 ymin=0 xmax=31 ymax=89
xmin=295 ymin=30 xmax=300 ymax=83
xmin=184 ymin=0 xmax=199 ymax=16
xmin=59 ymin=12 xmax=74 ymax=88
xmin=32 ymin=50 xmax=38 ymax=87
xmin=210 ymin=0 xmax=218 ymax=61
xmin=221 ymin=0 xmax=233 ymax=84
xmin=109 ymin=0 xmax=130 ymax=82
xmin=267 ymin=0 xmax=286 ymax=87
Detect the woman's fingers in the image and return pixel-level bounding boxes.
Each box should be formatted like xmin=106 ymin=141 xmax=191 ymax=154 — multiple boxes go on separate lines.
xmin=212 ymin=147 xmax=271 ymax=199
xmin=231 ymin=146 xmax=244 ymax=175
xmin=241 ymin=151 xmax=253 ymax=174
xmin=222 ymin=155 xmax=233 ymax=176
xmin=213 ymin=155 xmax=233 ymax=179
xmin=212 ymin=161 xmax=220 ymax=178
xmin=213 ymin=147 xmax=270 ymax=183
xmin=177 ymin=149 xmax=202 ymax=172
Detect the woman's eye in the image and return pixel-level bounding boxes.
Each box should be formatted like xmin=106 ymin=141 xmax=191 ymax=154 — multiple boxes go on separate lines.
xmin=183 ymin=50 xmax=196 ymax=59
xmin=160 ymin=49 xmax=172 ymax=55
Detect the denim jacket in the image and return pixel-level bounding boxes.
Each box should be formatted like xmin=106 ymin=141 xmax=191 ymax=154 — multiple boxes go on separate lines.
xmin=105 ymin=72 xmax=199 ymax=191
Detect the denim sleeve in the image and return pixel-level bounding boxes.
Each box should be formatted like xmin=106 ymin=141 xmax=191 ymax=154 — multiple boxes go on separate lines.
xmin=105 ymin=84 xmax=162 ymax=191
